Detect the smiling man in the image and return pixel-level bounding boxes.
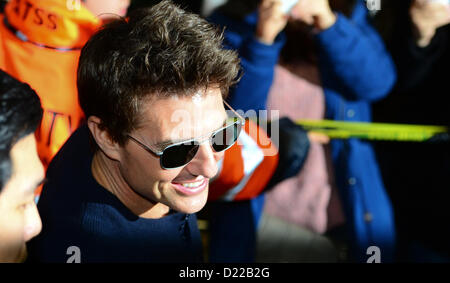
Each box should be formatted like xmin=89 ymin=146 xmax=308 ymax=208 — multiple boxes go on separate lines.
xmin=0 ymin=70 xmax=44 ymax=262
xmin=26 ymin=0 xmax=241 ymax=262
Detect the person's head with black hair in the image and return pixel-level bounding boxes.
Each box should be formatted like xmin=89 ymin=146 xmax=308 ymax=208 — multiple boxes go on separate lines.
xmin=0 ymin=69 xmax=44 ymax=262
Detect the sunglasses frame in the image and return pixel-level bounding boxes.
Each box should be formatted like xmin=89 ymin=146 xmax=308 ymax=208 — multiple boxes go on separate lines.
xmin=127 ymin=101 xmax=246 ymax=170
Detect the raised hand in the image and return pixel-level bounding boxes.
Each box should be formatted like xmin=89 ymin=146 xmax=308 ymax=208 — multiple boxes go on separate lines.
xmin=411 ymin=0 xmax=450 ymax=47
xmin=256 ymin=0 xmax=289 ymax=44
xmin=290 ymin=0 xmax=336 ymax=31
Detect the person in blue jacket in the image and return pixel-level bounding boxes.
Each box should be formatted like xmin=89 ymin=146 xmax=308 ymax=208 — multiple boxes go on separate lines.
xmin=209 ymin=0 xmax=397 ymax=262
xmin=205 ymin=0 xmax=288 ymax=263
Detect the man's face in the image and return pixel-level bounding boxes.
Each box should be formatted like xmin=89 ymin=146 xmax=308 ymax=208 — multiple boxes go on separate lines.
xmin=0 ymin=134 xmax=45 ymax=262
xmin=84 ymin=0 xmax=130 ymax=19
xmin=116 ymin=87 xmax=228 ymax=214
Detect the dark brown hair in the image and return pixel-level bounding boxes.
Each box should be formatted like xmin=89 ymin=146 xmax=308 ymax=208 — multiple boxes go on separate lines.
xmin=77 ymin=0 xmax=241 ymax=146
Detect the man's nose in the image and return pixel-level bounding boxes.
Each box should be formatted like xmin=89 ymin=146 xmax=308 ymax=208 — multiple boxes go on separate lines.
xmin=23 ymin=203 xmax=42 ymax=242
xmin=186 ymin=143 xmax=222 ymax=178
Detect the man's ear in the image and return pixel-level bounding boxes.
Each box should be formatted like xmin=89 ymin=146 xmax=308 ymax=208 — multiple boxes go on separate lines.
xmin=87 ymin=116 xmax=121 ymax=161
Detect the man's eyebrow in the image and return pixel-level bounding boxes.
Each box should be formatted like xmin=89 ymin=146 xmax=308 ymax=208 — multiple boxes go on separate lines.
xmin=154 ymin=117 xmax=228 ymax=148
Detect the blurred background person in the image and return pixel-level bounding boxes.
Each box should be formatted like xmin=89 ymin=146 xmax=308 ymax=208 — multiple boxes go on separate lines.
xmin=206 ymin=0 xmax=294 ymax=263
xmin=0 ymin=0 xmax=129 ymax=172
xmin=209 ymin=0 xmax=398 ymax=262
xmin=0 ymin=69 xmax=44 ymax=262
xmin=129 ymin=0 xmax=203 ymax=14
xmin=83 ymin=0 xmax=130 ymax=21
xmin=374 ymin=0 xmax=450 ymax=262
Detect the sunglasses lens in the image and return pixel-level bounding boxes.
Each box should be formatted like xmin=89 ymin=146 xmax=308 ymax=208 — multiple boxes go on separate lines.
xmin=159 ymin=119 xmax=243 ymax=169
xmin=211 ymin=120 xmax=242 ymax=152
xmin=161 ymin=141 xmax=199 ymax=169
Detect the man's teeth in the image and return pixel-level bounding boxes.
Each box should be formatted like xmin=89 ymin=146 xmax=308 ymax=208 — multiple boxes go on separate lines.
xmin=181 ymin=181 xmax=203 ymax=188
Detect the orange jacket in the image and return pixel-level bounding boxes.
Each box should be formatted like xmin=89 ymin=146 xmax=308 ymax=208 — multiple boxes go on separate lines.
xmin=209 ymin=120 xmax=279 ymax=201
xmin=0 ymin=0 xmax=100 ymax=166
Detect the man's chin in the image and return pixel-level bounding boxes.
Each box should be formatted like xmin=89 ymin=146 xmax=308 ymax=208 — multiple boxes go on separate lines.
xmin=0 ymin=244 xmax=28 ymax=263
xmin=171 ymin=192 xmax=209 ymax=215
xmin=179 ymin=205 xmax=207 ymax=215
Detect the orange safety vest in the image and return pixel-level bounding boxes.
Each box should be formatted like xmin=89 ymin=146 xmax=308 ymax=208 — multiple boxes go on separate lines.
xmin=0 ymin=0 xmax=100 ymax=167
xmin=209 ymin=120 xmax=279 ymax=201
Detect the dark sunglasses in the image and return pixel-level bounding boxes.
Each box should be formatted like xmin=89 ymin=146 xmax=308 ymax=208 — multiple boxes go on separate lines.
xmin=127 ymin=106 xmax=245 ymax=170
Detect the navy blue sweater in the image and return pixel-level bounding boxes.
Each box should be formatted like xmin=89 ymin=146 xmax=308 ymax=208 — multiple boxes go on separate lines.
xmin=26 ymin=125 xmax=203 ymax=263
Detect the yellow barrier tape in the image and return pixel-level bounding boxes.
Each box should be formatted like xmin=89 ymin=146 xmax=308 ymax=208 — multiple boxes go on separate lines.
xmin=296 ymin=120 xmax=448 ymax=142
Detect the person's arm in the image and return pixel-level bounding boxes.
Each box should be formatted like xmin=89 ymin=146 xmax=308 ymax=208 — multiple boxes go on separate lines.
xmin=209 ymin=0 xmax=287 ymax=112
xmin=227 ymin=34 xmax=285 ymax=112
xmin=392 ymin=25 xmax=448 ymax=92
xmin=391 ymin=0 xmax=450 ymax=91
xmin=310 ymin=0 xmax=397 ymax=102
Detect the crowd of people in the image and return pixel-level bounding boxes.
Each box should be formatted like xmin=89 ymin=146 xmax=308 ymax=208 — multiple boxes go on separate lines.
xmin=0 ymin=0 xmax=448 ymax=263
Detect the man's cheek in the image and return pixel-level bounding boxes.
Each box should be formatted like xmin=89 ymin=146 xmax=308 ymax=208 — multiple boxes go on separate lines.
xmin=215 ymin=151 xmax=226 ymax=162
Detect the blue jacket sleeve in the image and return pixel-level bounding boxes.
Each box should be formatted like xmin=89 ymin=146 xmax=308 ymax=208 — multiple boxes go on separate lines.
xmin=209 ymin=12 xmax=285 ymax=112
xmin=229 ymin=36 xmax=285 ymax=112
xmin=315 ymin=1 xmax=397 ymax=102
